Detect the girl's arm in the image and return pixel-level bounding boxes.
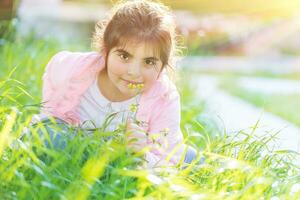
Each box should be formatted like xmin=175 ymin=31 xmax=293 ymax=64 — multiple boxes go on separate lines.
xmin=127 ymin=91 xmax=185 ymax=168
xmin=146 ymin=92 xmax=185 ymax=168
xmin=31 ymin=51 xmax=76 ymax=125
xmin=30 ymin=52 xmax=67 ymax=125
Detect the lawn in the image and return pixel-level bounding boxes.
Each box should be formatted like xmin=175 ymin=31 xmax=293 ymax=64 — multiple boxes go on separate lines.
xmin=0 ymin=20 xmax=300 ymax=199
xmin=220 ymin=77 xmax=300 ymax=127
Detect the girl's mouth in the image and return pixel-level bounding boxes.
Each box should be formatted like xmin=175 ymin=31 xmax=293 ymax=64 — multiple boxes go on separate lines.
xmin=122 ymin=78 xmax=143 ymax=85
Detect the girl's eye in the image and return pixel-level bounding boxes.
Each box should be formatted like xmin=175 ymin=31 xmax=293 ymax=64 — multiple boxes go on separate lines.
xmin=119 ymin=54 xmax=129 ymax=61
xmin=145 ymin=59 xmax=156 ymax=66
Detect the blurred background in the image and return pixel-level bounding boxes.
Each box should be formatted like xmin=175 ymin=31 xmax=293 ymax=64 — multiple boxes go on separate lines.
xmin=1 ymin=0 xmax=300 ymax=55
xmin=3 ymin=0 xmax=300 ymax=73
xmin=1 ymin=0 xmax=300 ymax=154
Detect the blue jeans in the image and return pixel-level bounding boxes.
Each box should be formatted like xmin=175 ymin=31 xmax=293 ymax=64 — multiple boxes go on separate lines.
xmin=31 ymin=117 xmax=202 ymax=165
xmin=30 ymin=117 xmax=77 ymax=150
xmin=183 ymin=146 xmax=205 ymax=165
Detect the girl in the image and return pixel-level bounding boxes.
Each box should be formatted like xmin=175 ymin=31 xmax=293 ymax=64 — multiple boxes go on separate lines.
xmin=31 ymin=0 xmax=198 ymax=168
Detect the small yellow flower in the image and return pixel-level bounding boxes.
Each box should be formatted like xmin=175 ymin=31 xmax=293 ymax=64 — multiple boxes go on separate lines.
xmin=130 ymin=104 xmax=138 ymax=113
xmin=127 ymin=83 xmax=134 ymax=89
xmin=137 ymin=83 xmax=144 ymax=90
xmin=163 ymin=128 xmax=170 ymax=133
xmin=128 ymin=83 xmax=137 ymax=89
xmin=162 ymin=128 xmax=170 ymax=136
xmin=127 ymin=83 xmax=144 ymax=90
xmin=117 ymin=123 xmax=126 ymax=131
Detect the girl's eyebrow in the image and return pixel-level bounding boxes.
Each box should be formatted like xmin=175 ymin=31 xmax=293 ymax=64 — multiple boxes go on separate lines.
xmin=144 ymin=57 xmax=159 ymax=61
xmin=114 ymin=49 xmax=159 ymax=60
xmin=114 ymin=49 xmax=132 ymax=56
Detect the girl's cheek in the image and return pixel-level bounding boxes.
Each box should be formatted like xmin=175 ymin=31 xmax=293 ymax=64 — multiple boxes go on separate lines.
xmin=116 ymin=59 xmax=128 ymax=70
xmin=147 ymin=69 xmax=160 ymax=80
xmin=143 ymin=71 xmax=158 ymax=87
xmin=112 ymin=61 xmax=127 ymax=75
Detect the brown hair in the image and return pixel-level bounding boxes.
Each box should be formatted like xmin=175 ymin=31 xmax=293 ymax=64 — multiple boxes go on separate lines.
xmin=91 ymin=0 xmax=182 ymax=79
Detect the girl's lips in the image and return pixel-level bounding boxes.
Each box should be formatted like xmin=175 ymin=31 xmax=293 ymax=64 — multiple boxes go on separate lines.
xmin=122 ymin=78 xmax=143 ymax=84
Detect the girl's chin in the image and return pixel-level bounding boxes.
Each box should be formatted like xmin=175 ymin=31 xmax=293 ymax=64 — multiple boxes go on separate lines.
xmin=118 ymin=85 xmax=137 ymax=96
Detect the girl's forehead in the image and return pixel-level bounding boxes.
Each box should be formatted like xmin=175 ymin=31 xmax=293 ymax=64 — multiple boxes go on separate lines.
xmin=115 ymin=39 xmax=161 ymax=58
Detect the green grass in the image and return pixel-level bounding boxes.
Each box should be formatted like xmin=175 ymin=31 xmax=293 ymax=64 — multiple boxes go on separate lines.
xmin=220 ymin=77 xmax=300 ymax=127
xmin=0 ymin=20 xmax=89 ymax=109
xmin=1 ymin=20 xmax=300 ymax=199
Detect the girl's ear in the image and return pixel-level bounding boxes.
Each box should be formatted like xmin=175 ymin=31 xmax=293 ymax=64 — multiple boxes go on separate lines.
xmin=101 ymin=47 xmax=109 ymax=58
xmin=100 ymin=48 xmax=109 ymax=69
xmin=101 ymin=49 xmax=107 ymax=58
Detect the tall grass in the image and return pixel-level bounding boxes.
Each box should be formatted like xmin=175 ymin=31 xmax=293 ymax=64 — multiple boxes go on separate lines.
xmin=0 ymin=19 xmax=300 ymax=199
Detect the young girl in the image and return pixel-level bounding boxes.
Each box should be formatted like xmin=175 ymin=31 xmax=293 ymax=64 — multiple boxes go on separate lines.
xmin=31 ymin=0 xmax=198 ymax=168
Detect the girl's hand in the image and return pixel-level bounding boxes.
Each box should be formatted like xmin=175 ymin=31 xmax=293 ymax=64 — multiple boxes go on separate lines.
xmin=125 ymin=119 xmax=148 ymax=152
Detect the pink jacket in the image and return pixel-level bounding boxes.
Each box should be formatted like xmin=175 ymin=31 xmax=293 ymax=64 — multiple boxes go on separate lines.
xmin=39 ymin=51 xmax=185 ymax=168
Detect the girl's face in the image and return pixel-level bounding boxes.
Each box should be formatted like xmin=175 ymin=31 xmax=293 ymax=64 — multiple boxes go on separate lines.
xmin=105 ymin=42 xmax=163 ymax=99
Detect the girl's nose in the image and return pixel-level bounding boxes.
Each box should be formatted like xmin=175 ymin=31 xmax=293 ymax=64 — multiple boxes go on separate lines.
xmin=127 ymin=62 xmax=141 ymax=77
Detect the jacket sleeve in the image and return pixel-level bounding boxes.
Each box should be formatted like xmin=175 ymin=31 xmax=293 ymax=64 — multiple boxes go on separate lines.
xmin=30 ymin=51 xmax=70 ymax=124
xmin=41 ymin=50 xmax=103 ymax=111
xmin=41 ymin=52 xmax=65 ymax=113
xmin=145 ymin=90 xmax=185 ymax=168
xmin=33 ymin=51 xmax=76 ymax=120
xmin=41 ymin=51 xmax=75 ymax=107
xmin=33 ymin=51 xmax=104 ymax=126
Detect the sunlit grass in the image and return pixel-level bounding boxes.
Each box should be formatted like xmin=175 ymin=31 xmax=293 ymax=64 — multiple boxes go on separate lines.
xmin=1 ymin=20 xmax=300 ymax=199
xmin=1 ymin=104 xmax=299 ymax=199
xmin=0 ymin=19 xmax=89 ymax=106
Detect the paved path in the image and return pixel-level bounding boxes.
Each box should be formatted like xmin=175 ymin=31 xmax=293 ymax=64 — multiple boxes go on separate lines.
xmin=178 ymin=56 xmax=300 ymax=74
xmin=193 ymin=75 xmax=300 ymax=164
